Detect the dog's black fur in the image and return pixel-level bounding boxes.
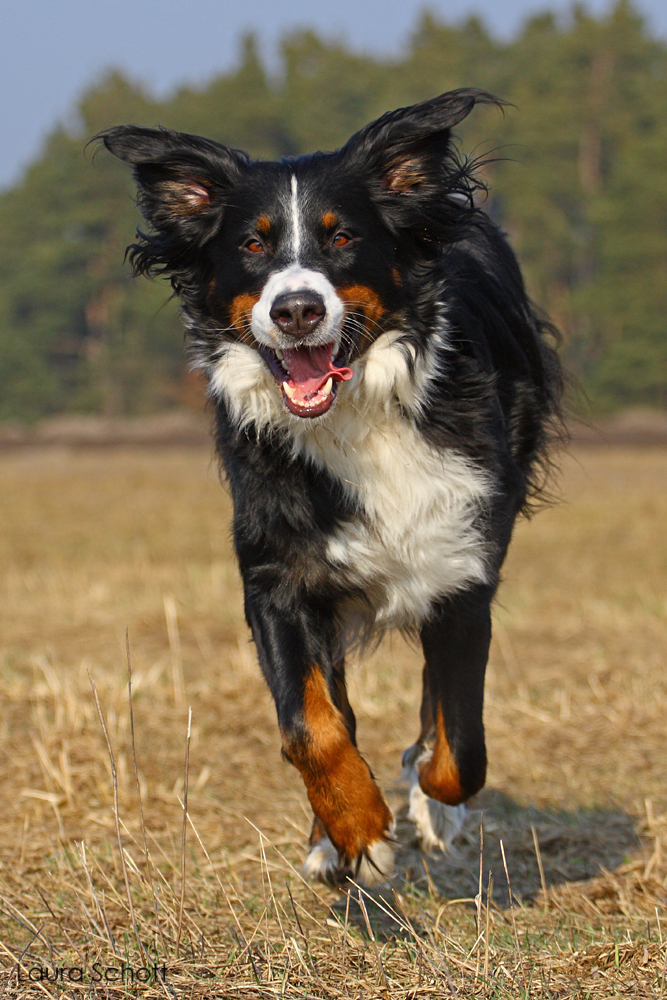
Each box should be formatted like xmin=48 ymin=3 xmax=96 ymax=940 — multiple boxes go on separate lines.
xmin=99 ymin=89 xmax=563 ymax=885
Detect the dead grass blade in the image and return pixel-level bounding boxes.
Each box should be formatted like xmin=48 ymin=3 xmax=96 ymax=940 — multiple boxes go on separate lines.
xmin=176 ymin=705 xmax=192 ymax=959
xmin=531 ymin=823 xmax=549 ymax=912
xmin=126 ymin=627 xmax=169 ymax=961
xmin=484 ymin=871 xmax=493 ymax=980
xmin=352 ymin=883 xmax=392 ymax=995
xmin=500 ymin=839 xmax=521 ymax=958
xmin=164 ymin=593 xmax=185 ymax=707
xmin=88 ymin=669 xmax=147 ymax=964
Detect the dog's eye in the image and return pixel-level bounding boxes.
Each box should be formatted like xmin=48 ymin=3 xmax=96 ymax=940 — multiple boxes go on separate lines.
xmin=333 ymin=232 xmax=352 ymax=248
xmin=245 ymin=239 xmax=264 ymax=254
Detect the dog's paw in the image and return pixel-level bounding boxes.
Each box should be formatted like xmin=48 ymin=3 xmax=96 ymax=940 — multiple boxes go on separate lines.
xmin=303 ymin=831 xmax=395 ymax=887
xmin=408 ymin=780 xmax=466 ymax=854
xmin=355 ymin=835 xmax=395 ymax=886
xmin=303 ymin=836 xmax=339 ymax=884
xmin=403 ymin=745 xmax=466 ymax=854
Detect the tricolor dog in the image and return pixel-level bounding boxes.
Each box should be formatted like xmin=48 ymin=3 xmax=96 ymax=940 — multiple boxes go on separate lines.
xmin=99 ymin=89 xmax=562 ymax=886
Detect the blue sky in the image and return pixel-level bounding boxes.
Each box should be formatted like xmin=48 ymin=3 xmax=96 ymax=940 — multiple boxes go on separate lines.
xmin=1 ymin=0 xmax=665 ymax=189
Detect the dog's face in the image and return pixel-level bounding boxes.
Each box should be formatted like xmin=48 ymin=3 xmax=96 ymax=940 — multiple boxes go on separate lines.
xmin=100 ymin=89 xmax=490 ymax=419
xmin=202 ymin=162 xmax=402 ymax=417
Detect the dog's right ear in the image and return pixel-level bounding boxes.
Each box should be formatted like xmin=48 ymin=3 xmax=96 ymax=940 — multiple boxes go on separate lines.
xmin=97 ymin=126 xmax=247 ymax=253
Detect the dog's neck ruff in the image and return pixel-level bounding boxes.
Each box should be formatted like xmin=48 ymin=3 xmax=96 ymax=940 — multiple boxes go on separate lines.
xmin=207 ymin=326 xmax=425 ymax=437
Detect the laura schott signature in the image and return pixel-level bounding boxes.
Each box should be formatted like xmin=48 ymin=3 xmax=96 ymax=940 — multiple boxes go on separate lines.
xmin=13 ymin=963 xmax=169 ymax=984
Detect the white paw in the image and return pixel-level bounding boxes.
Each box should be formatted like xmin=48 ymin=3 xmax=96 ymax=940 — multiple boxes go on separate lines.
xmin=302 ymin=831 xmax=395 ymax=886
xmin=404 ymin=748 xmax=466 ymax=854
xmin=302 ymin=836 xmax=338 ymax=883
xmin=355 ymin=835 xmax=395 ymax=886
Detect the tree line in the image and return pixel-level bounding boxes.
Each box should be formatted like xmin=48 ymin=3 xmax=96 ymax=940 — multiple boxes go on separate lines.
xmin=0 ymin=0 xmax=665 ymax=420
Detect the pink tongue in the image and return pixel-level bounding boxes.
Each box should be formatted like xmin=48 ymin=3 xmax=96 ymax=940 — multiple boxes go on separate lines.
xmin=282 ymin=345 xmax=353 ymax=399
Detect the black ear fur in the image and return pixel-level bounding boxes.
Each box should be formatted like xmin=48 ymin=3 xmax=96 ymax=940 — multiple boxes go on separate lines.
xmin=341 ymin=89 xmax=502 ymax=234
xmin=96 ymin=126 xmax=248 ymax=278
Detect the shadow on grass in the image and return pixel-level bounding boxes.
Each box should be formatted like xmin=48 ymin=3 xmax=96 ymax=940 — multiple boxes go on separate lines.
xmin=332 ymin=787 xmax=639 ymax=938
xmin=397 ymin=787 xmax=639 ymax=906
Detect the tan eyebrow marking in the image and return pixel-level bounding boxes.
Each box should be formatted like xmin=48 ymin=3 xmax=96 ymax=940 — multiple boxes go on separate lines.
xmin=256 ymin=214 xmax=271 ymax=235
xmin=322 ymin=211 xmax=339 ymax=229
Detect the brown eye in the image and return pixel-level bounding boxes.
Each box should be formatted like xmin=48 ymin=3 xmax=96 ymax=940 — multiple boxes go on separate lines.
xmin=333 ymin=232 xmax=351 ymax=248
xmin=245 ymin=239 xmax=264 ymax=253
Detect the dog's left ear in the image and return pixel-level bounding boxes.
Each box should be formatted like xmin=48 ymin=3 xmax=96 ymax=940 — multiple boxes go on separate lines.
xmin=342 ymin=88 xmax=498 ymax=200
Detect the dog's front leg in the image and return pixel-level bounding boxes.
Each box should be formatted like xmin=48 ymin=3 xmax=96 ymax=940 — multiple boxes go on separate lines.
xmin=244 ymin=591 xmax=394 ymax=886
xmin=403 ymin=582 xmax=494 ymax=853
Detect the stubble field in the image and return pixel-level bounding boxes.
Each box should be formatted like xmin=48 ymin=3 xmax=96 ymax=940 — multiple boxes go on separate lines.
xmin=0 ymin=441 xmax=665 ymax=997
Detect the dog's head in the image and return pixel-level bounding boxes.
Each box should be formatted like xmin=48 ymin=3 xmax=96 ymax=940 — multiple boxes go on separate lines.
xmin=99 ymin=89 xmax=494 ymax=419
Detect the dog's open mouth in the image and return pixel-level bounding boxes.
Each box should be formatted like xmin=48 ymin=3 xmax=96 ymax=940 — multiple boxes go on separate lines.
xmin=260 ymin=344 xmax=353 ymax=418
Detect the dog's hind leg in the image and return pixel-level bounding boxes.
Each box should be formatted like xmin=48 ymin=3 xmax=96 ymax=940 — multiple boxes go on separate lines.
xmin=245 ymin=596 xmax=394 ymax=886
xmin=403 ymin=583 xmax=493 ymax=853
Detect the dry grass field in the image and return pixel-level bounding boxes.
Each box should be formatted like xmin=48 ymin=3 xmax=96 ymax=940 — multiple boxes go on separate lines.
xmin=0 ymin=442 xmax=666 ymax=997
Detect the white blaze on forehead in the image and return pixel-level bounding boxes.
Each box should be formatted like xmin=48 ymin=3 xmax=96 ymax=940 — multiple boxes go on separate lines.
xmin=251 ymin=264 xmax=345 ymax=347
xmin=290 ymin=174 xmax=301 ymax=260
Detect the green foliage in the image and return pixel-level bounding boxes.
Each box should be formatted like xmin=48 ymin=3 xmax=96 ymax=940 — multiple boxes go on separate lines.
xmin=0 ymin=4 xmax=665 ymax=419
xmin=489 ymin=0 xmax=667 ymax=409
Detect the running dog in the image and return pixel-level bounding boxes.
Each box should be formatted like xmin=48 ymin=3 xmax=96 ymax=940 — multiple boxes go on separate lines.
xmin=99 ymin=88 xmax=562 ymax=886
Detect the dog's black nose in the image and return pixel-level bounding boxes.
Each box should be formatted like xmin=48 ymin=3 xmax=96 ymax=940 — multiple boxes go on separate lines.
xmin=269 ymin=291 xmax=326 ymax=337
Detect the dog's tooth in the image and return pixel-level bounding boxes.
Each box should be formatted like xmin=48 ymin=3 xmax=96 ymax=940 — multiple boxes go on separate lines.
xmin=281 ymin=360 xmax=289 ymax=371
xmin=332 ymin=343 xmax=339 ymax=358
xmin=275 ymin=348 xmax=284 ymax=360
xmin=283 ymin=381 xmax=296 ymax=400
xmin=322 ymin=377 xmax=333 ymax=396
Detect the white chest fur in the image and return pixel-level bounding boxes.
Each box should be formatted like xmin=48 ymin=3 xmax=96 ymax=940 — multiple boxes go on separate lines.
xmin=208 ymin=328 xmax=492 ymax=631
xmin=301 ymin=390 xmax=491 ymax=631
